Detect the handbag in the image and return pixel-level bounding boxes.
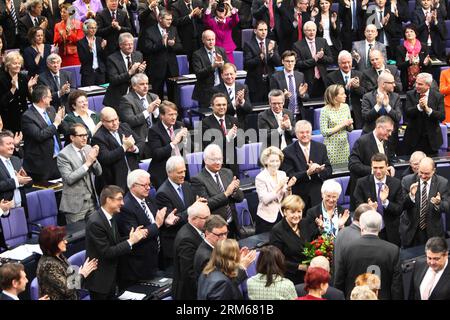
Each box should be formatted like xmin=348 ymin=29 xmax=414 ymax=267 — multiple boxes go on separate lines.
xmin=237 ymin=208 xmax=256 ymax=239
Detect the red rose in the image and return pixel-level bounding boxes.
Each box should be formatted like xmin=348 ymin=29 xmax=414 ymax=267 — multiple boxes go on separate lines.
xmin=315 ymin=250 xmax=323 ymax=256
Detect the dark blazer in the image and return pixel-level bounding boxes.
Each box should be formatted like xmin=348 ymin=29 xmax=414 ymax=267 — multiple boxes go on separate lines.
xmin=361 ymin=90 xmax=402 ymax=133
xmin=84 ymin=209 xmax=132 ymax=295
xmin=95 ymin=8 xmax=132 ymax=56
xmin=91 ymin=123 xmax=144 ymax=191
xmin=293 ymin=37 xmax=333 ymax=89
xmin=193 ymin=241 xmax=213 ymax=278
xmin=409 ymin=257 xmax=450 ymax=300
xmin=117 ymin=90 xmax=160 ymax=141
xmin=172 ymin=222 xmax=204 ymax=300
xmin=60 ymin=111 xmax=101 ymax=142
xmin=403 ymin=89 xmax=445 ymax=154
xmin=146 ymin=120 xmax=184 ymax=189
xmin=401 ymin=173 xmax=449 ymax=247
xmin=0 ymin=156 xmax=25 ymax=202
xmin=354 ymin=174 xmax=403 ymax=246
xmin=212 ymin=82 xmax=253 ymax=130
xmin=191 ymin=167 xmax=244 ymax=223
xmin=21 ymin=105 xmax=63 ymax=181
xmin=0 ymin=0 xmax=23 ymax=49
xmin=191 ymin=46 xmax=229 ymax=108
xmin=243 ymin=35 xmax=281 ymax=103
xmin=411 ymin=8 xmax=447 ymax=59
xmin=116 ymin=192 xmax=160 ymax=283
xmin=338 ymin=0 xmax=366 ymax=48
xmin=197 ymin=269 xmax=244 ymax=300
xmin=281 ymin=140 xmax=332 ymax=209
xmin=361 ymin=65 xmax=403 ymax=93
xmin=258 ymin=108 xmax=295 ymax=151
xmin=23 ymin=44 xmax=52 ymax=76
xmin=0 ymin=292 xmax=16 ymax=300
xmin=334 ymin=234 xmax=403 ymax=300
xmin=37 ymin=69 xmax=74 ymax=110
xmin=155 ymin=179 xmax=195 ymax=261
xmin=270 ymin=218 xmax=316 ymax=284
xmin=0 ymin=70 xmax=29 ymax=133
xmin=270 ymin=70 xmax=309 ymax=113
xmin=18 ymin=14 xmax=52 ymax=50
xmin=103 ymin=50 xmax=144 ymax=108
xmin=395 ymin=43 xmax=431 ymax=90
xmin=326 ymin=69 xmax=366 ymax=129
xmin=314 ymin=12 xmax=342 ymax=52
xmin=77 ymin=36 xmax=107 ymax=85
xmin=295 ymin=283 xmax=345 ymax=300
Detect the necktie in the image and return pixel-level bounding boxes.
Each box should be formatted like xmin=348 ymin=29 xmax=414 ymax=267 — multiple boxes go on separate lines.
xmin=378 ymin=11 xmax=385 ymax=44
xmin=177 ymin=185 xmax=185 ymax=205
xmin=110 ymin=217 xmax=119 ymax=243
xmin=209 ymin=51 xmax=220 ymax=86
xmin=34 ymin=17 xmax=39 ymax=27
xmin=260 ymin=41 xmax=268 ymax=75
xmin=377 ymin=139 xmax=385 ymax=154
xmin=54 ymin=75 xmax=60 ymax=91
xmin=79 ymin=150 xmax=98 ymax=205
xmin=126 ymin=55 xmax=132 ymax=70
xmin=141 ymin=98 xmax=152 ymax=127
xmin=215 ymin=173 xmax=233 ymax=221
xmin=297 ymin=13 xmax=303 ymax=40
xmin=278 ymin=114 xmax=287 ymax=150
xmin=140 ymin=200 xmax=160 ymax=251
xmin=344 ymin=75 xmax=349 ymax=86
xmin=288 ymin=74 xmax=297 ymax=115
xmin=419 ymin=181 xmax=428 ymax=230
xmin=111 ymin=10 xmax=116 ymax=20
xmin=228 ymin=87 xmax=235 ymax=106
xmin=309 ymin=41 xmax=320 ymax=79
xmin=5 ymin=159 xmax=21 ymax=207
xmin=376 ymin=182 xmax=385 ymax=229
xmin=268 ymin=0 xmax=275 ymax=29
xmin=187 ymin=2 xmax=192 ymax=11
xmin=352 ymin=0 xmax=358 ymax=30
xmin=379 ymin=104 xmax=387 ymax=115
xmin=377 ymin=70 xmax=382 ymax=75
xmin=168 ymin=127 xmax=181 ymax=156
xmin=43 ymin=111 xmax=60 ymax=156
xmin=423 ymin=269 xmax=437 ymax=300
xmin=303 ymin=146 xmax=309 ymax=162
xmin=367 ymin=43 xmax=373 ymax=67
xmin=219 ymin=118 xmax=227 ymax=135
xmin=9 ymin=0 xmax=18 ymax=31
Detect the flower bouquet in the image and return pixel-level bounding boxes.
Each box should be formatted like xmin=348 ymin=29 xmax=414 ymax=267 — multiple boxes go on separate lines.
xmin=302 ymin=234 xmax=334 ymax=265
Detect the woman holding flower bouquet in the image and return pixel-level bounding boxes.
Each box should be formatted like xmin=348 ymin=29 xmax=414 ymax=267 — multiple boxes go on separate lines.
xmin=270 ymin=195 xmax=317 ymax=285
xmin=306 ymin=179 xmax=351 ymax=238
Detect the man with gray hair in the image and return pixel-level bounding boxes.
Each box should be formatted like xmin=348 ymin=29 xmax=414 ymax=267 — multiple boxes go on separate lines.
xmin=38 ymin=53 xmax=74 ymax=111
xmin=351 ymin=24 xmax=387 ymax=72
xmin=103 ymin=32 xmax=146 ymax=108
xmin=403 ymin=72 xmax=445 ymax=156
xmin=117 ymin=73 xmax=161 ymax=141
xmin=156 ymin=155 xmax=196 ymax=269
xmin=401 ymin=150 xmax=426 ymax=178
xmin=326 ymin=50 xmax=365 ymax=129
xmin=334 ymin=210 xmax=403 ymax=300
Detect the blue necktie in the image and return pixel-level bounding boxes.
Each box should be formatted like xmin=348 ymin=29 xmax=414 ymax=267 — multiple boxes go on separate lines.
xmin=43 ymin=111 xmax=60 ymax=156
xmin=352 ymin=0 xmax=358 ymax=30
xmin=177 ymin=185 xmax=185 ymax=205
xmin=288 ymin=74 xmax=297 ymax=115
xmin=5 ymin=159 xmax=21 ymax=207
xmin=376 ymin=182 xmax=385 ymax=229
xmin=379 ymin=105 xmax=387 ymax=115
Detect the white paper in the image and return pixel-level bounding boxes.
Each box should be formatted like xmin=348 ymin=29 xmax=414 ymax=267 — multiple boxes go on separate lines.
xmin=48 ymin=178 xmax=63 ymax=184
xmin=78 ymin=86 xmax=104 ymax=92
xmin=0 ymin=244 xmax=42 ymax=260
xmin=117 ymin=291 xmax=146 ymax=300
xmin=183 ymin=74 xmax=197 ymax=79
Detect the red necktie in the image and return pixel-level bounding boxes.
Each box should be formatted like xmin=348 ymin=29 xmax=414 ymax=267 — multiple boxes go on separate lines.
xmin=219 ymin=119 xmax=227 ymax=135
xmin=268 ymin=0 xmax=275 ymax=29
xmin=297 ymin=13 xmax=303 ymax=40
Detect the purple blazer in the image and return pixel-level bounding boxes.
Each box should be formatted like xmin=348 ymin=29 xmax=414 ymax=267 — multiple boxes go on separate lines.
xmin=73 ymin=0 xmax=104 ymax=22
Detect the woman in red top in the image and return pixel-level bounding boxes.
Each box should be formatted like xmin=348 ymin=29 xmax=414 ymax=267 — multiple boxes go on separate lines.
xmin=297 ymin=267 xmax=330 ymax=300
xmin=54 ymin=4 xmax=84 ymax=67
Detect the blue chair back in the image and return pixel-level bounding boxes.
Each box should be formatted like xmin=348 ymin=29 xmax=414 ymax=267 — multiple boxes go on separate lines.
xmin=26 ymin=189 xmax=58 ymax=233
xmin=67 ymin=250 xmax=91 ymax=300
xmin=30 ymin=278 xmax=39 ymax=300
xmin=0 ymin=207 xmax=29 ymax=250
xmin=314 ymin=108 xmax=323 ymax=130
xmin=241 ymin=29 xmax=253 ymax=49
xmin=233 ymin=51 xmax=244 ymax=70
xmin=311 ymin=134 xmax=324 ymax=144
xmin=176 ymin=55 xmax=189 ymax=75
xmin=61 ymin=65 xmax=81 ymax=88
xmin=236 ymin=143 xmax=262 ymax=179
xmin=347 ymin=129 xmax=362 ymax=151
xmin=186 ymin=152 xmax=204 ymax=178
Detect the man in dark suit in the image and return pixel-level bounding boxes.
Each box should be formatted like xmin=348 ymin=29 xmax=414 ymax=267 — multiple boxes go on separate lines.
xmin=348 ymin=116 xmax=396 ymax=210
xmin=191 ymin=143 xmax=244 ymax=238
xmin=136 ymin=0 xmax=162 ymax=50
xmin=243 ymin=20 xmax=281 ymax=104
xmin=353 ymin=153 xmax=403 ymax=246
xmin=91 ymin=107 xmax=145 ymax=191
xmin=22 ymin=84 xmax=64 ymax=182
xmin=401 ymin=157 xmax=450 ymax=248
xmin=117 ymin=73 xmax=161 ymax=142
xmin=212 ymin=63 xmax=252 ymax=130
xmin=334 ymin=210 xmax=403 ymax=300
xmin=409 ymin=237 xmax=450 ymax=300
xmin=172 ymin=200 xmax=210 ymax=300
xmin=95 ymin=0 xmax=132 ymax=56
xmin=258 ymin=89 xmax=295 ymax=151
xmin=339 ymin=0 xmax=367 ymax=51
xmin=192 ymin=29 xmax=229 ymax=108
xmin=147 ymin=101 xmax=188 ymax=189
xmin=0 ymin=262 xmax=28 ymax=300
xmin=0 ymin=0 xmax=25 ymax=49
xmin=326 ymin=50 xmax=365 ymax=129
xmin=361 ymin=49 xmax=403 ymax=93
xmin=38 ymin=53 xmax=74 ymax=111
xmin=140 ymin=9 xmax=182 ymax=101
xmin=193 ymin=214 xmax=228 ymax=277
xmin=403 ymin=72 xmax=445 ymax=157
xmin=17 ymin=0 xmax=52 ymax=50
xmin=171 ymin=0 xmax=205 ymax=67
xmin=155 ymin=155 xmax=195 ymax=270
xmin=281 ymin=120 xmax=332 ymax=211
xmin=293 ymin=21 xmax=333 ymax=97
xmin=116 ymin=169 xmax=166 ymax=290
xmin=85 ymin=185 xmax=148 ymax=300
xmin=103 ymin=32 xmax=146 ymax=108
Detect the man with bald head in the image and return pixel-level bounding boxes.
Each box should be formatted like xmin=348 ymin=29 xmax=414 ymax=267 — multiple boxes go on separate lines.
xmin=351 ymin=24 xmax=388 ymax=71
xmin=91 ymin=107 xmax=145 ymax=191
xmin=326 ymin=50 xmax=366 ymax=129
xmin=192 ymin=30 xmax=229 ymax=108
xmin=401 ymin=157 xmax=450 ymax=247
xmin=361 ymin=49 xmax=402 ymax=93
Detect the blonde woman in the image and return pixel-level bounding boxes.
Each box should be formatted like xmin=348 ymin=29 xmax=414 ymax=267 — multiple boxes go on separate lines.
xmin=255 ymin=146 xmax=296 ymax=234
xmin=319 ymin=84 xmax=353 ymax=165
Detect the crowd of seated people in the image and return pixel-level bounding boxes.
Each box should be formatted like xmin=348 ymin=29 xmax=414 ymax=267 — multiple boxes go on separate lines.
xmin=1 ymin=0 xmax=450 ymax=301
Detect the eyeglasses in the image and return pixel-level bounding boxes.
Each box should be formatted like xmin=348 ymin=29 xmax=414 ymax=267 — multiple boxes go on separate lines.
xmin=211 ymin=231 xmax=228 ymax=238
xmin=134 ymin=182 xmax=151 ymax=189
xmin=207 ymin=157 xmax=223 ymax=163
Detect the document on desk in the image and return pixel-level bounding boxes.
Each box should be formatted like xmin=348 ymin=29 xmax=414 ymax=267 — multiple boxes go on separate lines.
xmin=117 ymin=291 xmax=147 ymax=300
xmin=0 ymin=244 xmax=43 ymax=260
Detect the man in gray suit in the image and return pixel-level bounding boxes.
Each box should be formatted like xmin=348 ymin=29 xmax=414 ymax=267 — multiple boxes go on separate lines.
xmin=116 ymin=73 xmax=161 ymax=142
xmin=361 ymin=49 xmax=402 ymax=93
xmin=57 ymin=123 xmax=102 ymax=223
xmin=191 ymin=144 xmax=244 ymax=238
xmin=352 ymin=24 xmax=387 ymax=72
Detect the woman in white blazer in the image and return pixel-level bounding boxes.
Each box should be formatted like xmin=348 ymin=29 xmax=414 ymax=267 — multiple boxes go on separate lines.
xmin=255 ymin=147 xmax=296 ymax=234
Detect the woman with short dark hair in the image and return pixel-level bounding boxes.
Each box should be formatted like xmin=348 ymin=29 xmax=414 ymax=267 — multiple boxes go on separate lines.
xmin=23 ymin=27 xmax=52 ymax=76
